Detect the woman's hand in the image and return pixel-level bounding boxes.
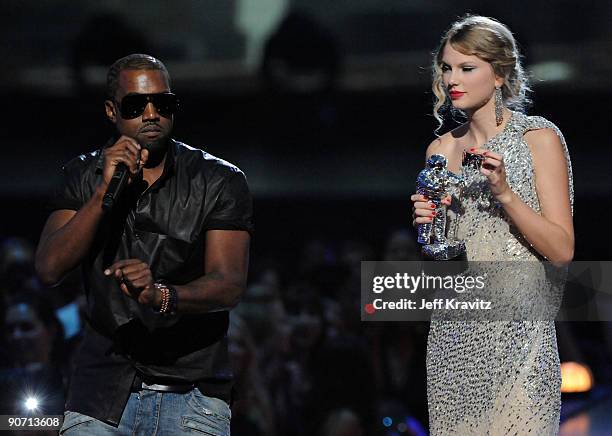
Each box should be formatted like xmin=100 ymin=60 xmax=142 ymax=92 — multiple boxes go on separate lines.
xmin=410 ymin=194 xmax=451 ymax=227
xmin=478 ymin=149 xmax=514 ymax=204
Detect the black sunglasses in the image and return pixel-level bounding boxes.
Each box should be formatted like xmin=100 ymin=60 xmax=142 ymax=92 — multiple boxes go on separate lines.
xmin=115 ymin=92 xmax=179 ymax=120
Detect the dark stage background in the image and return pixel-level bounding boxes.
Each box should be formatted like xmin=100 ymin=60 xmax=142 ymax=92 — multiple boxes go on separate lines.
xmin=1 ymin=1 xmax=611 ymax=435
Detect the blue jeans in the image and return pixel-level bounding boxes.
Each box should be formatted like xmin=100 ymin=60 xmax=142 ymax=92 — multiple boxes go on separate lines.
xmin=59 ymin=388 xmax=231 ymax=435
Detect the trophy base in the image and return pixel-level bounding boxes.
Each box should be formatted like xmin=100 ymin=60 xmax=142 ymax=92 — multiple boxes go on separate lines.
xmin=422 ymin=240 xmax=466 ymax=261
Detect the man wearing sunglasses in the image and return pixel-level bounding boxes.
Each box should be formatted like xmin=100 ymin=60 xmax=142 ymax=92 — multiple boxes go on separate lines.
xmin=35 ymin=54 xmax=253 ymax=435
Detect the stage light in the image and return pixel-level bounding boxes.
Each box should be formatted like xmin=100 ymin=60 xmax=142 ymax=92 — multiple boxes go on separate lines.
xmin=561 ymin=361 xmax=593 ymax=393
xmin=24 ymin=396 xmax=39 ymax=411
xmin=531 ymin=61 xmax=574 ymax=82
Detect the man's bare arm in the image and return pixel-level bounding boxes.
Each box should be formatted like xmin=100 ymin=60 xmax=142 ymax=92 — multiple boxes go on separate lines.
xmin=35 ymin=188 xmax=106 ymax=286
xmin=36 ymin=136 xmax=147 ymax=286
xmin=103 ymin=230 xmax=251 ymax=313
xmin=174 ymin=230 xmax=250 ymax=312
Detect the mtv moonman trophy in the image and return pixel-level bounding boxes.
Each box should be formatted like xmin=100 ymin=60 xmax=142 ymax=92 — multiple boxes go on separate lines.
xmin=416 ymin=154 xmax=465 ymax=260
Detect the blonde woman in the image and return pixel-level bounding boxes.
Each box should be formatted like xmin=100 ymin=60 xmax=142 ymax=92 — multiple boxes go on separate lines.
xmin=411 ymin=15 xmax=574 ymax=435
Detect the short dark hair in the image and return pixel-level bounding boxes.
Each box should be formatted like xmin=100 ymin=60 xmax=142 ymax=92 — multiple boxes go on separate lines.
xmin=106 ymin=53 xmax=170 ymax=99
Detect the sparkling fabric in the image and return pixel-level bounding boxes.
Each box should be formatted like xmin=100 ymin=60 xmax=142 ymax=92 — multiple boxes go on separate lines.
xmin=426 ymin=111 xmax=574 ymax=435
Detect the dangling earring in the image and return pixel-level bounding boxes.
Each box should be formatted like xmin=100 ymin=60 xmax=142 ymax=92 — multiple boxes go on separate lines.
xmin=494 ymin=86 xmax=504 ymax=126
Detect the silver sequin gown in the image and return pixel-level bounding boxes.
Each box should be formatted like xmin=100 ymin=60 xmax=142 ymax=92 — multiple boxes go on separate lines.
xmin=426 ymin=111 xmax=574 ymax=435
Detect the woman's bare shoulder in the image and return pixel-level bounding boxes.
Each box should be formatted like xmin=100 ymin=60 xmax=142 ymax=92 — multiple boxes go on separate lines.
xmin=425 ymin=129 xmax=463 ymax=158
xmin=523 ymin=127 xmax=562 ymax=147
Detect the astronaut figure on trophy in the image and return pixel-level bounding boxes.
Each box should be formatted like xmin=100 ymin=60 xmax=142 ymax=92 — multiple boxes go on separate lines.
xmin=416 ymin=154 xmax=465 ymax=260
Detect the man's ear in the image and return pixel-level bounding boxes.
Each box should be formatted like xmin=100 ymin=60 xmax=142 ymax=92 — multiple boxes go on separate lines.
xmin=105 ymin=100 xmax=117 ymax=123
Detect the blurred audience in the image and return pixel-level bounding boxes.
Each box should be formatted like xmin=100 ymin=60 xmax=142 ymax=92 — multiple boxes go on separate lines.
xmin=0 ymin=291 xmax=66 ymax=416
xmin=318 ymin=408 xmax=365 ymax=436
xmin=2 ymin=226 xmax=609 ymax=434
xmin=228 ymin=313 xmax=276 ymax=436
xmin=0 ymin=227 xmax=432 ymax=436
xmin=383 ymin=229 xmax=419 ymax=261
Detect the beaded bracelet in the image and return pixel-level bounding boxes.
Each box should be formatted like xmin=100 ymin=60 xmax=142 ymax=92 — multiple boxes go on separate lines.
xmin=153 ymin=282 xmax=178 ymax=314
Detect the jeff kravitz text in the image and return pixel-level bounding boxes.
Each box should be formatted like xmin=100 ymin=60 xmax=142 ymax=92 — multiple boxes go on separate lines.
xmin=370 ymin=298 xmax=492 ymax=311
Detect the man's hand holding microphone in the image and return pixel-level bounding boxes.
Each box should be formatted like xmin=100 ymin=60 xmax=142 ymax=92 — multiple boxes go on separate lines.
xmin=101 ymin=136 xmax=149 ymax=210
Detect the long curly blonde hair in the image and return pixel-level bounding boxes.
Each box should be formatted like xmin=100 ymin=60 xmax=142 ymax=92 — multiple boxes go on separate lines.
xmin=432 ymin=15 xmax=531 ymax=132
